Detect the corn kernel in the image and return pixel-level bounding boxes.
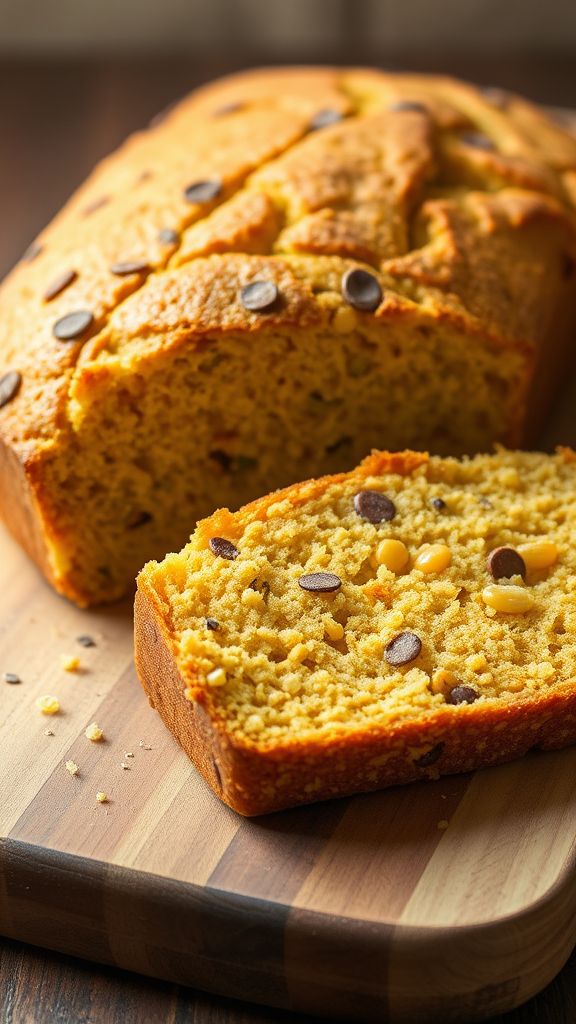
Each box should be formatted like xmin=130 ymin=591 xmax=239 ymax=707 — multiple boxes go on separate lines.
xmin=324 ymin=618 xmax=344 ymax=641
xmin=431 ymin=669 xmax=458 ymax=695
xmin=332 ymin=306 xmax=358 ymax=333
xmin=85 ymin=722 xmax=104 ymax=742
xmin=61 ymin=655 xmax=80 ymax=672
xmin=482 ymin=584 xmax=534 ymax=614
xmin=414 ymin=544 xmax=452 ymax=574
xmin=36 ymin=695 xmax=60 ymax=715
xmin=96 ymin=792 xmax=108 ymax=803
xmin=287 ymin=643 xmax=310 ymax=663
xmin=375 ymin=538 xmax=409 ymax=573
xmin=206 ymin=667 xmax=227 ymax=687
xmin=517 ymin=540 xmax=558 ymax=571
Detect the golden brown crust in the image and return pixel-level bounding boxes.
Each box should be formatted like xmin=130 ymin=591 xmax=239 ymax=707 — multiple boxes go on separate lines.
xmin=135 ymin=448 xmax=576 ymax=815
xmin=1 ymin=68 xmax=576 ymax=599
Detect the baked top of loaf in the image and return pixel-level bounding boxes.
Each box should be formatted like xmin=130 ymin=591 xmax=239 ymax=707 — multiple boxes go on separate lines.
xmin=1 ymin=67 xmax=576 ymax=456
xmin=136 ymin=447 xmax=576 ymax=813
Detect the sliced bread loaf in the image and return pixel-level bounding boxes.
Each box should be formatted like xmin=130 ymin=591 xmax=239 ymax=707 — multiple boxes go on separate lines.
xmin=135 ymin=448 xmax=576 ymax=814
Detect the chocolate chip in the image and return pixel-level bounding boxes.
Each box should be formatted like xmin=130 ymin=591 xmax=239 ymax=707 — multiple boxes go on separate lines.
xmin=43 ymin=269 xmax=77 ymax=302
xmin=22 ymin=241 xmax=42 ymax=262
xmin=110 ymin=260 xmax=150 ymax=276
xmin=298 ymin=572 xmax=342 ymax=594
xmin=431 ymin=497 xmax=447 ymax=511
xmin=213 ymin=101 xmax=244 ymax=116
xmin=3 ymin=672 xmax=21 ymax=684
xmin=206 ymin=617 xmax=220 ymax=631
xmin=385 ymin=631 xmax=422 ymax=666
xmin=158 ymin=228 xmax=180 ymax=246
xmin=52 ymin=310 xmax=94 ymax=341
xmin=184 ymin=179 xmax=222 ymax=204
xmin=487 ymin=546 xmax=526 ymax=581
xmin=240 ymin=280 xmax=279 ymax=312
xmin=447 ymin=685 xmax=478 ymax=705
xmin=309 ymin=109 xmax=344 ymax=131
xmin=0 ymin=371 xmax=22 ymax=409
xmin=388 ymin=100 xmax=428 ymax=113
xmin=82 ymin=196 xmax=109 ymax=217
xmin=415 ymin=742 xmax=444 ymax=768
xmin=460 ymin=131 xmax=495 ymax=151
xmin=209 ymin=537 xmax=239 ymax=560
xmin=76 ymin=635 xmax=96 ymax=648
xmin=354 ymin=490 xmax=396 ymax=523
xmin=341 ymin=269 xmax=383 ymax=312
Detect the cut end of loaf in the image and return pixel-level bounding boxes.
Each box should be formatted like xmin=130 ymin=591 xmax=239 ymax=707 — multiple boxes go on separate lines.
xmin=135 ymin=447 xmax=576 ymax=814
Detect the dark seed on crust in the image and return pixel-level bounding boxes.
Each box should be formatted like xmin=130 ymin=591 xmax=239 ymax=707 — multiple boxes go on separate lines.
xmin=184 ymin=179 xmax=222 ymax=204
xmin=309 ymin=108 xmax=344 ymax=131
xmin=431 ymin=497 xmax=447 ymax=511
xmin=460 ymin=131 xmax=495 ymax=151
xmin=209 ymin=537 xmax=239 ymax=560
xmin=213 ymin=101 xmax=244 ymax=117
xmin=158 ymin=227 xmax=180 ymax=245
xmin=415 ymin=742 xmax=444 ymax=768
xmin=447 ymin=685 xmax=479 ymax=705
xmin=298 ymin=572 xmax=342 ymax=594
xmin=341 ymin=268 xmax=383 ymax=312
xmin=206 ymin=617 xmax=220 ymax=631
xmin=388 ymin=100 xmax=428 ymax=113
xmin=22 ymin=241 xmax=43 ymax=262
xmin=3 ymin=672 xmax=21 ymax=684
xmin=487 ymin=546 xmax=526 ymax=581
xmin=82 ymin=196 xmax=109 ymax=217
xmin=43 ymin=269 xmax=77 ymax=302
xmin=0 ymin=371 xmax=22 ymax=409
xmin=354 ymin=490 xmax=396 ymax=523
xmin=481 ymin=86 xmax=509 ymax=109
xmin=385 ymin=631 xmax=422 ymax=666
xmin=76 ymin=635 xmax=96 ymax=648
xmin=52 ymin=310 xmax=94 ymax=341
xmin=110 ymin=260 xmax=150 ymax=276
xmin=240 ymin=280 xmax=279 ymax=313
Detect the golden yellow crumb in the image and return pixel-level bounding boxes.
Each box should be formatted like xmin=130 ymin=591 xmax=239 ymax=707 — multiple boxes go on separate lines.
xmin=124 ymin=751 xmax=134 ymax=758
xmin=36 ymin=695 xmax=60 ymax=715
xmin=65 ymin=760 xmax=79 ymax=776
xmin=96 ymin=791 xmax=108 ymax=803
xmin=120 ymin=762 xmax=130 ymax=770
xmin=44 ymin=728 xmax=55 ymax=736
xmin=62 ymin=655 xmax=80 ymax=672
xmin=85 ymin=722 xmax=104 ymax=742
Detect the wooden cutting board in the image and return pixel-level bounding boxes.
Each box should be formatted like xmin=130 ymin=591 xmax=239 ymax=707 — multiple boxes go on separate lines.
xmin=2 ymin=404 xmax=576 ymax=1024
xmin=1 ymin=387 xmax=576 ymax=1024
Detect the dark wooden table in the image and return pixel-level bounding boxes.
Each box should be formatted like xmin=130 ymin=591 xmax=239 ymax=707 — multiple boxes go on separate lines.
xmin=1 ymin=55 xmax=575 ymax=1024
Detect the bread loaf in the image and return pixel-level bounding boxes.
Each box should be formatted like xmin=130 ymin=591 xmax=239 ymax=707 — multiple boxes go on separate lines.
xmin=1 ymin=69 xmax=576 ymax=605
xmin=135 ymin=447 xmax=576 ymax=815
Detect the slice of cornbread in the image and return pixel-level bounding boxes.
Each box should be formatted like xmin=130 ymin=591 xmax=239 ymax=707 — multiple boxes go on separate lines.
xmin=135 ymin=448 xmax=576 ymax=815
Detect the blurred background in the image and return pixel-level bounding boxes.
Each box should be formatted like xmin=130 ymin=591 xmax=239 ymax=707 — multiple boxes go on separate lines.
xmin=1 ymin=0 xmax=575 ymax=278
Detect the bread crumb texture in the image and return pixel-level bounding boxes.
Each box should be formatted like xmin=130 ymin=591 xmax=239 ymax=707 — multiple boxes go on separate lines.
xmin=140 ymin=449 xmax=576 ymax=749
xmin=1 ymin=69 xmax=575 ymax=605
